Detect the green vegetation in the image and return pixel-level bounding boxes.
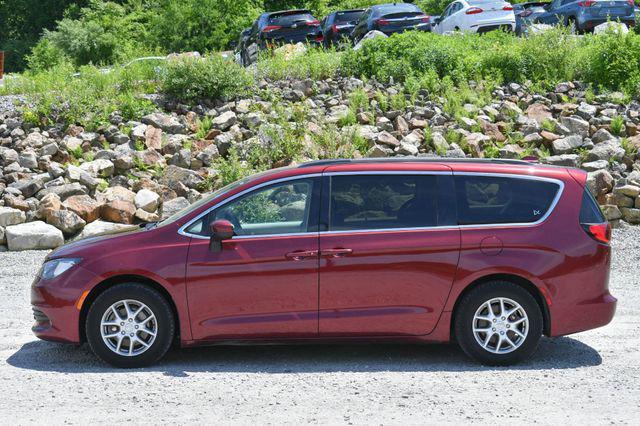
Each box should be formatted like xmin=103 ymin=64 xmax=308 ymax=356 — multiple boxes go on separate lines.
xmin=610 ymin=115 xmax=625 ymax=136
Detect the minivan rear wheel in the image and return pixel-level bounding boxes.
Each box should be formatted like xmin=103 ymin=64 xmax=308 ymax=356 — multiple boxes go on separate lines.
xmin=454 ymin=281 xmax=542 ymax=365
xmin=86 ymin=283 xmax=175 ymax=368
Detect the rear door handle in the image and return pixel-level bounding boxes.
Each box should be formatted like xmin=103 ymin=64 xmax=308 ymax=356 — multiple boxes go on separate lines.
xmin=285 ymin=250 xmax=318 ymax=261
xmin=320 ymin=248 xmax=353 ymax=258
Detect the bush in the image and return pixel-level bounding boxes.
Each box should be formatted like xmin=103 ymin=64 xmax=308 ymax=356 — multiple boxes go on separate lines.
xmin=161 ymin=55 xmax=254 ymax=102
xmin=582 ymin=31 xmax=640 ymax=96
xmin=257 ymin=47 xmax=342 ymax=80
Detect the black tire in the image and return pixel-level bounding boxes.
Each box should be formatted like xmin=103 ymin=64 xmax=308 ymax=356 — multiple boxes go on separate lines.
xmin=86 ymin=283 xmax=175 ymax=368
xmin=454 ymin=281 xmax=543 ymax=366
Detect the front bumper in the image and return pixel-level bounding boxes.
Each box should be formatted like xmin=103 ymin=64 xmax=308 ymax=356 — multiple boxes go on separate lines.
xmin=30 ymin=265 xmax=98 ymax=344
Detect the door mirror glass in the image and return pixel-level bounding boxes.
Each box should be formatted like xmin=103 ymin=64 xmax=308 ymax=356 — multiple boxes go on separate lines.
xmin=209 ymin=219 xmax=234 ymax=252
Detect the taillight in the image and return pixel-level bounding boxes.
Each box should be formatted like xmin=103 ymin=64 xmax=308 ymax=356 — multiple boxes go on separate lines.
xmin=262 ymin=25 xmax=282 ymax=33
xmin=376 ymin=18 xmax=390 ymax=26
xmin=418 ymin=15 xmax=431 ymax=23
xmin=331 ymin=24 xmax=339 ymax=33
xmin=582 ymin=223 xmax=611 ymax=244
xmin=466 ymin=7 xmax=484 ymax=14
xmin=626 ymin=0 xmax=634 ymax=5
xmin=578 ymin=0 xmax=597 ymax=6
xmin=503 ymin=5 xmax=514 ymax=10
xmin=315 ymin=34 xmax=324 ymax=42
xmin=307 ymin=20 xmax=321 ymax=26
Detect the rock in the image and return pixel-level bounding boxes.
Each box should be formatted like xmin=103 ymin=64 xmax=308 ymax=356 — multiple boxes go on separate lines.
xmin=161 ymin=197 xmax=190 ymax=219
xmin=620 ymin=207 xmax=640 ymax=224
xmin=61 ymin=136 xmax=82 ymax=151
xmin=591 ymin=128 xmax=615 ymax=144
xmin=46 ymin=210 xmax=86 ymax=236
xmin=0 ymin=207 xmax=26 ymax=227
xmin=432 ymin=132 xmax=450 ymax=152
xmin=39 ymin=193 xmax=63 ymax=220
xmin=37 ymin=183 xmax=85 ymax=201
xmin=97 ymin=186 xmax=137 ymax=204
xmin=377 ymin=131 xmax=399 ymax=148
xmin=479 ymin=121 xmax=506 ymax=142
xmin=552 ymin=135 xmax=584 ymax=154
xmin=0 ymin=226 xmax=4 ymax=245
xmin=4 ymin=195 xmax=30 ymax=212
xmin=131 ymin=123 xmax=147 ymax=141
xmin=212 ymin=111 xmax=237 ymax=131
xmin=63 ymin=195 xmax=101 ymax=223
xmin=525 ymin=103 xmax=552 ymax=124
xmin=135 ymin=208 xmax=160 ymax=222
xmin=394 ymin=116 xmax=410 ymax=134
xmin=594 ymin=21 xmax=629 ymax=35
xmin=101 ymin=200 xmax=136 ymax=224
xmin=577 ymin=102 xmax=597 ymax=120
xmin=158 ymin=165 xmax=204 ymax=190
xmin=586 ymin=169 xmax=614 ymax=197
xmin=587 ymin=140 xmax=625 ymax=162
xmin=542 ymin=154 xmax=579 ymax=167
xmin=197 ymin=144 xmax=220 ymax=166
xmin=367 ymin=144 xmax=394 ymax=157
xmin=79 ymin=159 xmax=115 ymax=178
xmin=9 ymin=178 xmax=44 ymax=198
xmin=5 ymin=221 xmax=64 ymax=250
xmin=142 ymin=113 xmax=187 ymax=134
xmin=582 ymin=160 xmax=609 ymax=171
xmin=144 ymin=125 xmax=162 ymax=150
xmin=39 ymin=142 xmax=58 ymax=157
xmin=169 ymin=149 xmax=191 ymax=169
xmin=602 ymin=205 xmax=622 ymax=221
xmin=66 ymin=165 xmax=100 ymax=189
xmin=135 ymin=189 xmax=161 ymax=213
xmin=560 ymin=116 xmax=590 ymax=137
xmin=18 ymin=152 xmax=38 ymax=169
xmin=396 ymin=141 xmax=419 ymax=156
xmin=614 ymin=185 xmax=640 ymax=198
xmin=540 ymin=130 xmax=560 ymax=143
xmin=76 ymin=220 xmax=137 ymax=240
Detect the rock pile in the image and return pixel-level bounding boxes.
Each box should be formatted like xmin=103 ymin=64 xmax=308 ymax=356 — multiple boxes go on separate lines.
xmin=1 ymin=77 xmax=640 ymax=250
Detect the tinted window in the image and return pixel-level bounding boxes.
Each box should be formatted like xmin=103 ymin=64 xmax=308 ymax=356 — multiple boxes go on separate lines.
xmin=329 ymin=174 xmax=455 ymax=231
xmin=335 ymin=11 xmax=364 ymax=23
xmin=580 ymin=189 xmax=605 ymax=223
xmin=455 ymin=176 xmax=559 ymax=225
xmin=268 ymin=12 xmax=315 ymax=26
xmin=187 ymin=178 xmax=317 ymax=236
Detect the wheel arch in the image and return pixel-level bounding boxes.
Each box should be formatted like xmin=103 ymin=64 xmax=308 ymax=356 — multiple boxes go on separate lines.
xmin=79 ymin=274 xmax=181 ymax=343
xmin=450 ymin=273 xmax=551 ymax=339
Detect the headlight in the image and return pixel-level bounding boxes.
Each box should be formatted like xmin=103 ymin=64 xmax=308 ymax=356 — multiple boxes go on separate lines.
xmin=39 ymin=258 xmax=82 ymax=280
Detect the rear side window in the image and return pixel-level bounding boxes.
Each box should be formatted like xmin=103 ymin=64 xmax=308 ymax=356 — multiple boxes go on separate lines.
xmin=580 ymin=188 xmax=605 ymax=223
xmin=455 ymin=175 xmax=560 ymax=225
xmin=329 ymin=174 xmax=456 ymax=231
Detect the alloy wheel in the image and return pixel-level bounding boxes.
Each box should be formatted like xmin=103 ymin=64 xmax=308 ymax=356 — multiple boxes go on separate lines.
xmin=472 ymin=297 xmax=529 ymax=354
xmin=100 ymin=299 xmax=157 ymax=357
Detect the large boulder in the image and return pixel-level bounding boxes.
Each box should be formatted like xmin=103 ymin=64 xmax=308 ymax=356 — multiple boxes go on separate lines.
xmin=0 ymin=207 xmax=26 ymax=227
xmin=552 ymin=135 xmax=584 ymax=154
xmin=75 ymin=220 xmax=137 ymax=240
xmin=135 ymin=189 xmax=161 ymax=213
xmin=586 ymin=169 xmax=614 ymax=197
xmin=142 ymin=112 xmax=188 ymax=134
xmin=46 ymin=210 xmax=86 ymax=236
xmin=101 ymin=200 xmax=136 ymax=224
xmin=96 ymin=186 xmax=136 ymax=204
xmin=559 ymin=116 xmax=589 ymax=137
xmin=5 ymin=221 xmax=64 ymax=251
xmin=63 ymin=195 xmax=102 ymax=223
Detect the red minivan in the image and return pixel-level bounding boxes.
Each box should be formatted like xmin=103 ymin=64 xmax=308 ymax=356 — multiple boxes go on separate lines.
xmin=30 ymin=158 xmax=616 ymax=367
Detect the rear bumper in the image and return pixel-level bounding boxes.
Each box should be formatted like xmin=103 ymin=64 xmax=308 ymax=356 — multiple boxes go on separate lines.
xmin=580 ymin=17 xmax=635 ymax=30
xmin=549 ymin=292 xmax=617 ymax=336
xmin=470 ymin=20 xmax=516 ymax=33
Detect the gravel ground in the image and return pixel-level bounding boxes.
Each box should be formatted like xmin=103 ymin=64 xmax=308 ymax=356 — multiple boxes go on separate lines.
xmin=0 ymin=229 xmax=638 ymax=424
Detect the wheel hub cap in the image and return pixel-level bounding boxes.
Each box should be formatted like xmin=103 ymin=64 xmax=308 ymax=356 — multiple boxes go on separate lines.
xmin=100 ymin=299 xmax=157 ymax=357
xmin=472 ymin=297 xmax=529 ymax=354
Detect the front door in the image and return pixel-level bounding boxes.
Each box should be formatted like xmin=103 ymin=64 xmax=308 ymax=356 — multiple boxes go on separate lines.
xmin=185 ymin=177 xmax=321 ymax=341
xmin=318 ymin=170 xmax=461 ymax=336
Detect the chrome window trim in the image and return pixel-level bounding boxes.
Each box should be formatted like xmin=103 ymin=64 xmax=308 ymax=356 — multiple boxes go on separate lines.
xmin=177 ymin=170 xmax=565 ymax=240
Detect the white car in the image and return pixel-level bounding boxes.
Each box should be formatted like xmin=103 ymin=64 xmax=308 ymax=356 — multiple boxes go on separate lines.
xmin=433 ymin=0 xmax=516 ymax=34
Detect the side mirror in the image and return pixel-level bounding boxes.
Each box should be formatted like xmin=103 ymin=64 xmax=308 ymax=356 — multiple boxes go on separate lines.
xmin=209 ymin=219 xmax=234 ymax=252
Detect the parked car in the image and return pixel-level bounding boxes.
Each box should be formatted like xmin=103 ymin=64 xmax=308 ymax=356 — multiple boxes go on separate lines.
xmin=534 ymin=0 xmax=636 ymax=33
xmin=433 ymin=0 xmax=516 ymax=34
xmin=233 ymin=28 xmax=251 ymax=66
xmin=514 ymin=1 xmax=550 ymax=35
xmin=239 ymin=9 xmax=323 ymax=65
xmin=31 ymin=158 xmax=616 ymax=367
xmin=321 ymin=9 xmax=365 ymax=47
xmin=350 ymin=3 xmax=431 ymax=44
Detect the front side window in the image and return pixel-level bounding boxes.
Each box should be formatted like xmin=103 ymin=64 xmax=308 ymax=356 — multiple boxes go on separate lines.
xmin=186 ymin=178 xmax=317 ymax=237
xmin=455 ymin=175 xmax=560 ymax=225
xmin=329 ymin=174 xmax=456 ymax=231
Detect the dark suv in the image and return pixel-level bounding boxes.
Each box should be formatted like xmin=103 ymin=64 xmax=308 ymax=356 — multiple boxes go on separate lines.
xmin=535 ymin=0 xmax=635 ymax=32
xmin=321 ymin=9 xmax=365 ymax=47
xmin=31 ymin=159 xmax=616 ymax=368
xmin=350 ymin=3 xmax=431 ymax=43
xmin=239 ymin=9 xmax=323 ymax=65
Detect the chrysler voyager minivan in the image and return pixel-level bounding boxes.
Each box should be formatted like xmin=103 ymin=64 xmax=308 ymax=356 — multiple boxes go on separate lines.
xmin=31 ymin=158 xmax=616 ymax=367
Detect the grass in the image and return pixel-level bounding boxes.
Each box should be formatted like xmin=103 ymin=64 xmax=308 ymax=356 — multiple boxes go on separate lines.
xmin=610 ymin=115 xmax=625 ymax=136
xmin=256 ymin=46 xmax=341 ymax=81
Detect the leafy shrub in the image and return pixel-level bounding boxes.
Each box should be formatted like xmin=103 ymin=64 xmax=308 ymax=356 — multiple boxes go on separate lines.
xmin=582 ymin=31 xmax=640 ymax=96
xmin=161 ymin=54 xmax=254 ymax=102
xmin=257 ymin=47 xmax=342 ymax=80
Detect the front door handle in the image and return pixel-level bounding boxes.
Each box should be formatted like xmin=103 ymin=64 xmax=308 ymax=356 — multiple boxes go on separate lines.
xmin=320 ymin=248 xmax=353 ymax=258
xmin=285 ymin=250 xmax=318 ymax=261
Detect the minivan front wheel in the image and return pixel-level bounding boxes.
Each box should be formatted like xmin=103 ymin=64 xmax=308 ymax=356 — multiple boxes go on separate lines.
xmin=455 ymin=281 xmax=542 ymax=365
xmin=86 ymin=283 xmax=175 ymax=368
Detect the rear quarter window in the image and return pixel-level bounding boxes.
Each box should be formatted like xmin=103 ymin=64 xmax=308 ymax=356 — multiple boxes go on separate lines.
xmin=455 ymin=175 xmax=560 ymax=225
xmin=580 ymin=188 xmax=605 ymax=223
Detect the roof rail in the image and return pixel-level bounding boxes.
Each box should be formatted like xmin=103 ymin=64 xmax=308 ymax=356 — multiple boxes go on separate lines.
xmin=297 ymin=157 xmax=536 ymax=168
